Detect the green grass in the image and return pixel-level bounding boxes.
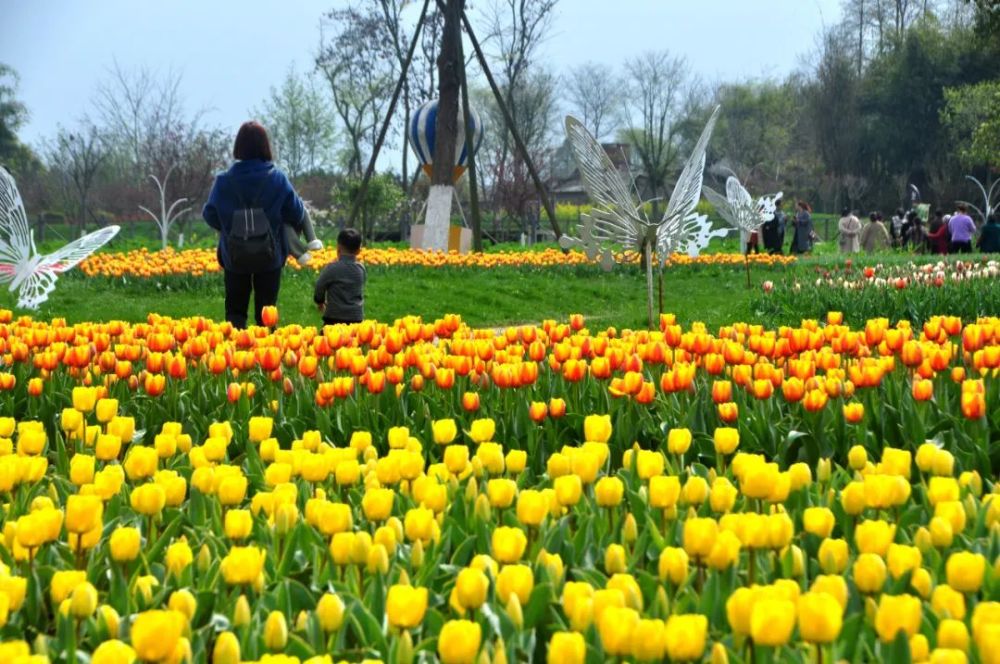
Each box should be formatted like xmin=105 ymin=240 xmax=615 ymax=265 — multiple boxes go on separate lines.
xmin=5 ymin=236 xmax=996 ymax=330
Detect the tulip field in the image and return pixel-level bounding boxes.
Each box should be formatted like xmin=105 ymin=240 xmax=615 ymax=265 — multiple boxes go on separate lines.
xmin=0 ymin=298 xmax=997 ymax=664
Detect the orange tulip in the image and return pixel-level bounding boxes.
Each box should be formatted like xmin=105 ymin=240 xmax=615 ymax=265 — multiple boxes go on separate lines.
xmin=261 ymin=305 xmax=278 ymax=327
xmin=462 ymin=392 xmax=480 ymax=412
xmin=711 ymin=380 xmax=732 ymax=404
xmin=843 ymin=402 xmax=864 ymax=424
xmin=717 ymin=402 xmax=738 ymax=423
xmin=911 ymin=379 xmax=933 ymax=401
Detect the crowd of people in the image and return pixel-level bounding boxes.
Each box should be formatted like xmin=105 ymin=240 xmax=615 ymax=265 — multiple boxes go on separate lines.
xmin=836 ymin=203 xmax=1000 ymax=255
xmin=748 ymin=198 xmax=1000 ymax=257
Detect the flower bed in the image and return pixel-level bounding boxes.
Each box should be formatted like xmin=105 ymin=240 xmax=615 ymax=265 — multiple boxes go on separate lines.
xmin=0 ymin=309 xmax=995 ymax=662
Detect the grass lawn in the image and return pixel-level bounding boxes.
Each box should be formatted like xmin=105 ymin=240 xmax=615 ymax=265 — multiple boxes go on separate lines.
xmin=7 ymin=261 xmax=780 ymax=330
xmin=3 ymin=239 xmax=996 ymax=330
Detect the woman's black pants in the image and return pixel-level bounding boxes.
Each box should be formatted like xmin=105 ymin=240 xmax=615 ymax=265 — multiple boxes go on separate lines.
xmin=224 ymin=268 xmax=282 ymax=328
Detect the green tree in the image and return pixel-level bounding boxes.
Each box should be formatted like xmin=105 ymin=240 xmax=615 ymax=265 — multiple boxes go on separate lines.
xmin=332 ymin=173 xmax=405 ymax=241
xmin=941 ymin=80 xmax=1000 ymax=170
xmin=0 ymin=63 xmax=38 ymax=173
xmin=253 ymin=66 xmax=336 ymax=177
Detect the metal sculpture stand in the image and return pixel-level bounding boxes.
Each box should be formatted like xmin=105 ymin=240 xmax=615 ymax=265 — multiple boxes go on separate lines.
xmin=346 ymin=0 xmax=563 ymax=251
xmin=958 ymin=175 xmax=999 ymax=226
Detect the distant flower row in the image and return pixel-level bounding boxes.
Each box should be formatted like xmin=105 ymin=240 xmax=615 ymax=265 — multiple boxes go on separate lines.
xmin=77 ymin=247 xmax=795 ymax=279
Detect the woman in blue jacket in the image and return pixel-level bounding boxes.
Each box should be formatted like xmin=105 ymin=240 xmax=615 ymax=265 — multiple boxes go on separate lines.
xmin=203 ymin=122 xmax=305 ymax=328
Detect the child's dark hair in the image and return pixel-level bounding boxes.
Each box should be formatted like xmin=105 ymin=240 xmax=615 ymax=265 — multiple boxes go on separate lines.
xmin=338 ymin=228 xmax=362 ymax=254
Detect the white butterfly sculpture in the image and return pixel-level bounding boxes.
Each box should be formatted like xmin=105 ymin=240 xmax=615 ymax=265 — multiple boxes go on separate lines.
xmin=559 ymin=106 xmax=724 ymax=327
xmin=702 ymin=176 xmax=782 ymax=288
xmin=0 ymin=166 xmax=120 ymax=309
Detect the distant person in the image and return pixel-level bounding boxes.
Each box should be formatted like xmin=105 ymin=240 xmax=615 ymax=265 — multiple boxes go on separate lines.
xmin=978 ymin=214 xmax=1000 ymax=253
xmin=791 ymin=200 xmax=814 ymax=254
xmin=838 ymin=207 xmax=862 ymax=253
xmin=890 ymin=208 xmax=904 ymax=247
xmin=860 ymin=212 xmax=890 ymax=254
xmin=905 ymin=211 xmax=926 ymax=251
xmin=745 ymin=228 xmax=760 ymax=255
xmin=314 ymin=228 xmax=366 ymax=326
xmin=927 ymin=209 xmax=949 ymax=254
xmin=900 ymin=211 xmax=915 ymax=249
xmin=948 ymin=203 xmax=976 ymax=253
xmin=761 ymin=197 xmax=786 ymax=254
xmin=203 ymin=121 xmax=306 ymax=328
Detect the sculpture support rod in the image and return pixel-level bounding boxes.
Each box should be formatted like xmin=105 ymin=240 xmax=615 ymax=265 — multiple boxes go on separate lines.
xmin=460 ymin=8 xmax=563 ymax=242
xmin=457 ymin=26 xmax=483 ymax=251
xmin=347 ymin=0 xmax=431 ymax=230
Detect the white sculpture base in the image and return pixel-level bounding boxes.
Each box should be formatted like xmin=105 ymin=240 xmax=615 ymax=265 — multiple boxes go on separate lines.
xmin=421 ymin=185 xmax=453 ymax=251
xmin=410 ymin=224 xmax=472 ymax=253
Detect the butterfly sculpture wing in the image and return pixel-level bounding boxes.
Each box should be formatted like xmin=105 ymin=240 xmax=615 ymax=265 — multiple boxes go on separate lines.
xmin=560 ymin=116 xmax=645 ymax=260
xmin=15 ymin=226 xmax=120 ymax=309
xmin=657 ymin=106 xmax=726 ymax=259
xmin=0 ymin=166 xmax=119 ymax=309
xmin=702 ymin=185 xmax=735 ymax=227
xmin=0 ymin=166 xmax=33 ymax=284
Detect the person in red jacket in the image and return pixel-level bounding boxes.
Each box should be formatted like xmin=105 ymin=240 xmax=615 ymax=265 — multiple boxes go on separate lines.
xmin=926 ymin=209 xmax=950 ymax=254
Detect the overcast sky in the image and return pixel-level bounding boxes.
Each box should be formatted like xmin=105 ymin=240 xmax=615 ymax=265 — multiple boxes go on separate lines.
xmin=3 ymin=0 xmax=841 ymax=163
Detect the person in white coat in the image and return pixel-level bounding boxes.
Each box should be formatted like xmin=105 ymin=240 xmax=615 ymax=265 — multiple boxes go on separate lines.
xmin=838 ymin=207 xmax=862 ymax=253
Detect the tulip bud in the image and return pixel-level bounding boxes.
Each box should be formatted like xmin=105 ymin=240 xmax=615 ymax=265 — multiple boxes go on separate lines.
xmin=817 ymin=458 xmax=831 ymax=482
xmin=197 ymin=544 xmax=212 ymax=573
xmin=316 ymin=592 xmax=345 ymax=633
xmin=492 ymin=639 xmax=508 ymax=664
xmin=505 ymin=593 xmax=523 ymax=629
xmin=264 ymin=610 xmax=288 ymax=651
xmin=475 ymin=494 xmax=492 ymax=522
xmin=99 ymin=605 xmax=120 ymax=638
xmin=397 ymin=630 xmax=414 ymax=664
xmin=622 ymin=513 xmax=638 ymax=544
xmin=295 ymin=610 xmax=309 ymax=632
xmin=411 ymin=540 xmax=424 ymax=568
xmin=233 ymin=595 xmax=251 ymax=627
xmin=213 ymin=631 xmax=240 ymax=664
xmin=465 ymin=477 xmax=478 ymax=502
xmin=711 ymin=643 xmax=729 ymax=664
xmin=914 ymin=526 xmax=932 ymax=552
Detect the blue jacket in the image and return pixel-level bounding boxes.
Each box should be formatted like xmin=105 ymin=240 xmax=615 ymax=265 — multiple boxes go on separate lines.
xmin=202 ymin=159 xmax=305 ymax=272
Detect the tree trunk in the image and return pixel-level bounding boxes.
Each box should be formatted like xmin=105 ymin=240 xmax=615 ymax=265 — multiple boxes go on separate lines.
xmin=433 ymin=0 xmax=461 ymax=187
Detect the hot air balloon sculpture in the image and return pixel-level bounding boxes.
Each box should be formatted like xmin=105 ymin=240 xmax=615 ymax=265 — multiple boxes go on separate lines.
xmin=409 ymin=98 xmax=484 ymax=183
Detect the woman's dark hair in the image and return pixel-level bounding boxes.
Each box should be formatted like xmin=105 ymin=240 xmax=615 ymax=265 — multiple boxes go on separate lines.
xmin=798 ymin=200 xmax=811 ymax=212
xmin=841 ymin=207 xmax=850 ymax=216
xmin=869 ymin=212 xmax=878 ymax=222
xmin=233 ymin=121 xmax=273 ymax=161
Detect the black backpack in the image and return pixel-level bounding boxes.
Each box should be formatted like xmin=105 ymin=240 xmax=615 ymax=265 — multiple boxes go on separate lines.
xmin=225 ymin=171 xmax=276 ymax=274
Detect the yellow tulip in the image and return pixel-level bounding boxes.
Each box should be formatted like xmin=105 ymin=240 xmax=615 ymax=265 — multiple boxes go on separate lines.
xmin=437 ymin=619 xmax=481 ymax=664
xmin=853 ymin=553 xmax=887 ymax=594
xmin=69 ymin=581 xmax=98 ymax=618
xmin=547 ymin=632 xmax=585 ymax=664
xmin=130 ymin=483 xmax=166 ymax=516
xmin=713 ymin=427 xmax=739 ymax=455
xmin=946 ymin=552 xmax=986 ymax=593
xmin=667 ymin=428 xmax=692 ymax=455
xmin=264 ymin=610 xmax=288 ymax=651
xmin=683 ymin=517 xmax=718 ymax=559
xmin=468 ymin=418 xmax=495 ymax=443
xmin=108 ymin=526 xmax=140 ymax=563
xmin=130 ymin=610 xmax=184 ymax=662
xmin=803 ymin=507 xmax=835 ymax=538
xmin=855 ymin=519 xmax=895 ymax=556
xmin=433 ymin=418 xmax=458 ymax=445
xmin=932 ymin=585 xmax=966 ymax=620
xmin=220 ymin=546 xmax=266 ymax=586
xmin=212 ymin=631 xmax=240 ymax=664
xmin=65 ymin=494 xmax=103 ymax=534
xmin=91 ymin=640 xmax=137 ymax=664
xmin=875 ymin=594 xmax=922 ymax=643
xmin=386 ymin=585 xmax=428 ymax=629
xmin=496 ymin=564 xmax=534 ymax=606
xmin=797 ymin=591 xmax=842 ymax=643
xmin=554 ymin=474 xmax=582 ymax=507
xmin=583 ymin=414 xmax=612 ymax=443
xmin=664 ymin=613 xmax=708 ymax=661
xmin=598 ymin=605 xmax=639 ymax=656
xmin=750 ymin=598 xmax=796 ymax=647
xmin=491 ymin=526 xmax=528 ymax=563
xmin=455 ymin=567 xmax=489 ymax=610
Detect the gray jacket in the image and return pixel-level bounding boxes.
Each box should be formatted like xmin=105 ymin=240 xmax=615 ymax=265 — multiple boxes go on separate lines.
xmin=313 ymin=255 xmax=366 ymax=322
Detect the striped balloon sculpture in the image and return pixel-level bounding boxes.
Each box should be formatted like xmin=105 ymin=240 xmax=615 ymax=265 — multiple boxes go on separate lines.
xmin=409 ymin=98 xmax=484 ymax=182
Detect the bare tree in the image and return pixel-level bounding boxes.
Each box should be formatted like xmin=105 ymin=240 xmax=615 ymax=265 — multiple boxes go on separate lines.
xmin=47 ymin=123 xmax=108 ymax=236
xmin=476 ymin=0 xmax=559 ymax=235
xmin=620 ymin=50 xmax=691 ymax=219
xmin=253 ymin=66 xmax=336 ymax=177
xmin=316 ymin=5 xmax=397 ymax=176
xmin=564 ymin=62 xmax=622 ymax=141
